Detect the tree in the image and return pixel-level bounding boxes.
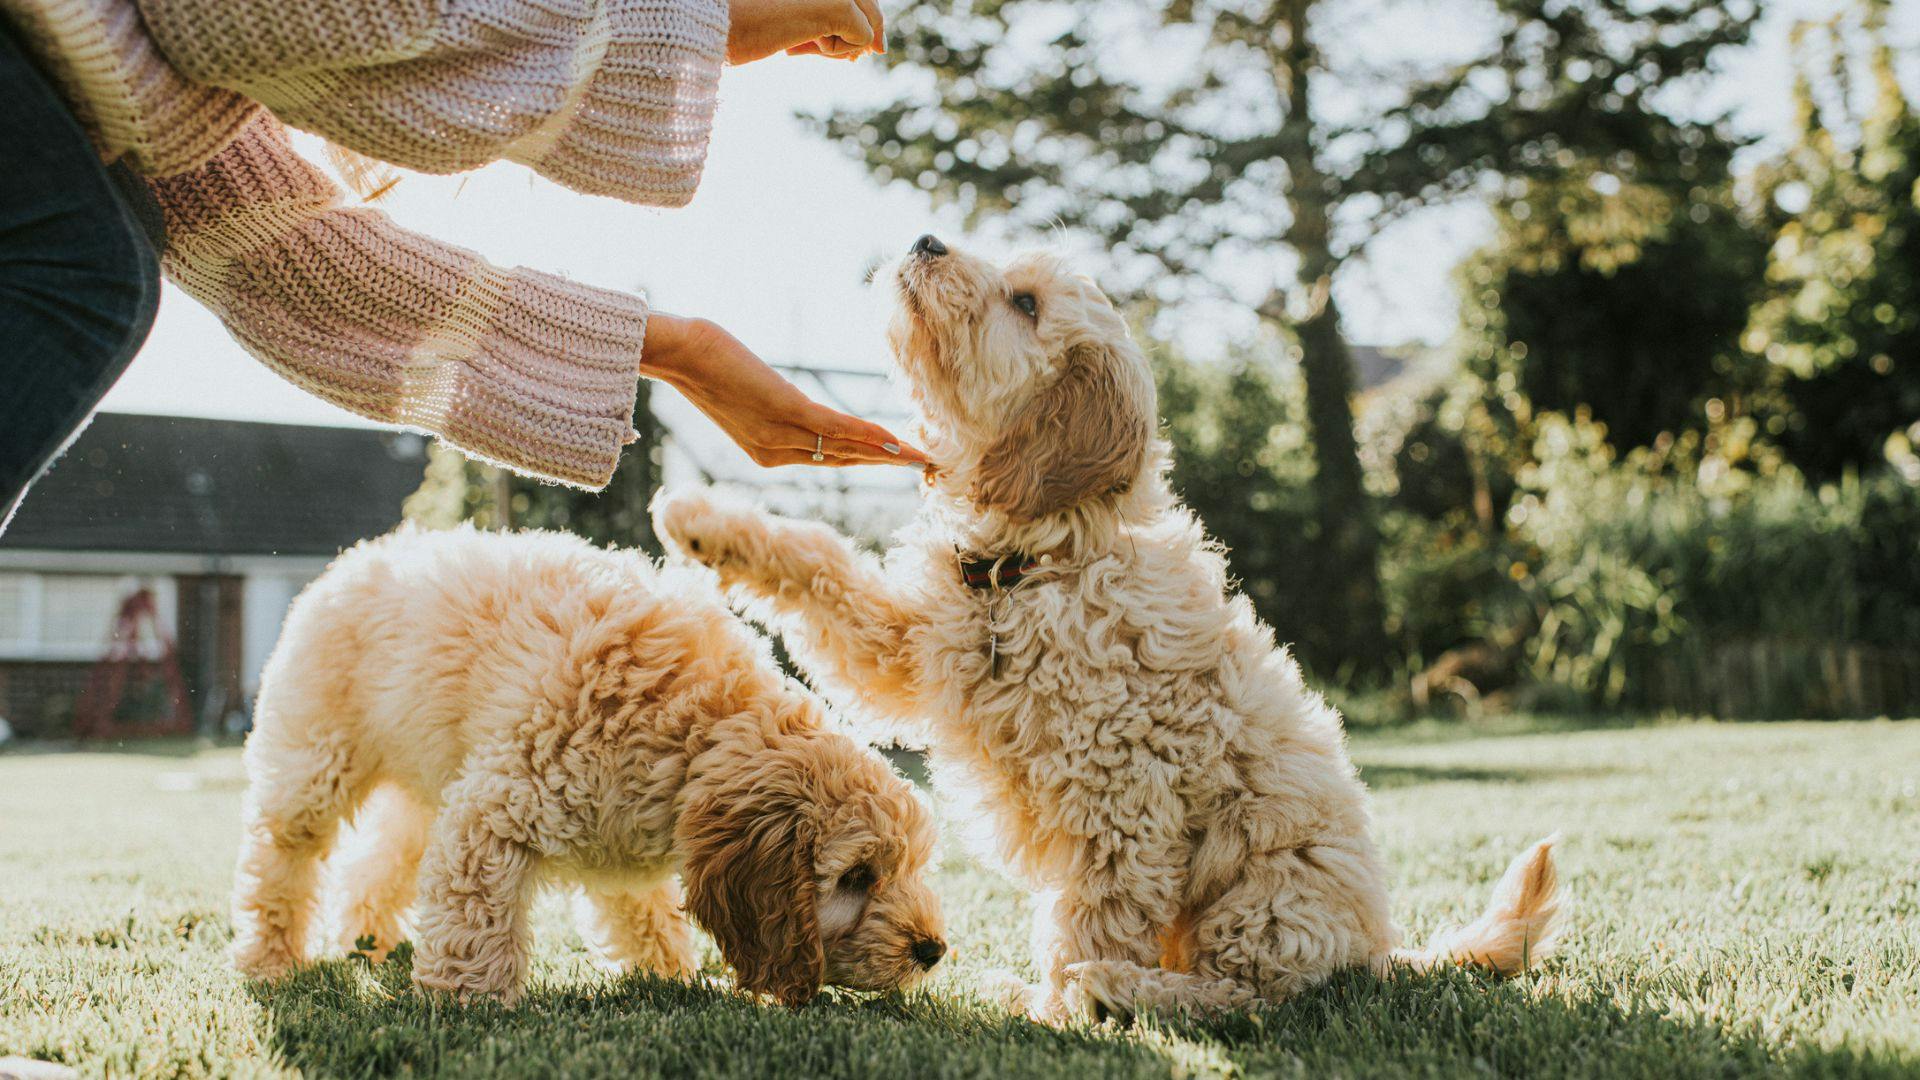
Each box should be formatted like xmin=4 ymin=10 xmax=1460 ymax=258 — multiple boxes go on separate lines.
xmin=820 ymin=0 xmax=1756 ymax=675
xmin=1745 ymin=0 xmax=1920 ymax=480
xmin=1449 ymin=177 xmax=1769 ymax=461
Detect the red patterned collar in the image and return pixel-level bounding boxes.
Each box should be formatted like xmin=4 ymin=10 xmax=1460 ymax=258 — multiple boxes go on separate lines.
xmin=958 ymin=552 xmax=1045 ymax=591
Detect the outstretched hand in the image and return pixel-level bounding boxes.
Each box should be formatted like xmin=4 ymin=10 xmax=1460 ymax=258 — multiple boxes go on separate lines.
xmin=726 ymin=0 xmax=885 ymax=65
xmin=641 ymin=314 xmax=929 ymax=470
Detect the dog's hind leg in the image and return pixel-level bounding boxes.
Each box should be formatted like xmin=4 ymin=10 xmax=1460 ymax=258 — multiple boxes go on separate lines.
xmin=231 ymin=728 xmax=377 ymax=980
xmin=1096 ymin=840 xmax=1393 ymax=1019
xmin=574 ymin=878 xmax=698 ymax=980
xmin=328 ymin=784 xmax=431 ymax=962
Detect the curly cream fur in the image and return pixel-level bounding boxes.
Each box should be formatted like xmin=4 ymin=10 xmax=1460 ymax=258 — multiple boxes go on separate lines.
xmin=230 ymin=525 xmax=945 ymax=1006
xmin=654 ymin=239 xmax=1562 ymax=1021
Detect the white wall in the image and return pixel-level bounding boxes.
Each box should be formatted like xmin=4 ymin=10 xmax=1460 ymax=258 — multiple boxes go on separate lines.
xmin=239 ymin=573 xmax=310 ymax=700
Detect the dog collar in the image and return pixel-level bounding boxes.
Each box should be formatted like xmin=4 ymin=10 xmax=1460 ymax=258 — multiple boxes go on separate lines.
xmin=958 ymin=552 xmax=1045 ymax=591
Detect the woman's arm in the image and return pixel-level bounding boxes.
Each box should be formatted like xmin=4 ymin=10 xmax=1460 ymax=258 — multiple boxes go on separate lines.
xmin=135 ymin=0 xmax=731 ymax=205
xmin=148 ymin=114 xmax=925 ymax=485
xmin=151 ymin=114 xmax=648 ymax=488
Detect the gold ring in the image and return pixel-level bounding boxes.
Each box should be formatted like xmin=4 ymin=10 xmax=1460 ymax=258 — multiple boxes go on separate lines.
xmin=812 ymin=434 xmax=825 ymax=462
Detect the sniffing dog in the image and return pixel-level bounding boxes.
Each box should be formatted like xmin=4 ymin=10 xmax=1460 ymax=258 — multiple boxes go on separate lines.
xmin=230 ymin=525 xmax=946 ymax=1006
xmin=654 ymin=235 xmax=1562 ymax=1021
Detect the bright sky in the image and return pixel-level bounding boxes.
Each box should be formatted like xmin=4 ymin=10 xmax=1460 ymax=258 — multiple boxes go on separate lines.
xmin=99 ymin=0 xmax=1918 ymax=449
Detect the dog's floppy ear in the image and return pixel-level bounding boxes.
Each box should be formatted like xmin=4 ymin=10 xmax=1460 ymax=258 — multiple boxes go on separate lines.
xmin=970 ymin=339 xmax=1152 ymax=523
xmin=680 ymin=784 xmax=823 ymax=1006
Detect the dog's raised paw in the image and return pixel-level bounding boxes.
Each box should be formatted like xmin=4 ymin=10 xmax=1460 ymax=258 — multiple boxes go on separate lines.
xmin=651 ymin=489 xmax=727 ymax=565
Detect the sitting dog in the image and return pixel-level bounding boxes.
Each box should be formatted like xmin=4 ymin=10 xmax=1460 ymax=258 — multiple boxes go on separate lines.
xmin=230 ymin=525 xmax=946 ymax=1006
xmin=653 ymin=235 xmax=1562 ymax=1021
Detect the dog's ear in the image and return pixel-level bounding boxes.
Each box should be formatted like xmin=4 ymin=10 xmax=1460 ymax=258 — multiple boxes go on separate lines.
xmin=970 ymin=339 xmax=1152 ymax=522
xmin=680 ymin=783 xmax=823 ymax=1006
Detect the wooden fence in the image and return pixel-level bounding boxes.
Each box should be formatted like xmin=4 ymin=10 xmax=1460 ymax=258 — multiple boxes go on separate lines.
xmin=1636 ymin=639 xmax=1920 ymax=719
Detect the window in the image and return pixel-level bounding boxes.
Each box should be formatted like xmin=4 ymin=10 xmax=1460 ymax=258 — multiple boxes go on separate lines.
xmin=0 ymin=573 xmax=176 ymax=661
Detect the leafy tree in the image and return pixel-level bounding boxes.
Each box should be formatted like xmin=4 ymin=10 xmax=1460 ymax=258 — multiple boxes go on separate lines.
xmin=1451 ymin=178 xmax=1768 ymax=458
xmin=820 ymin=0 xmax=1756 ymax=675
xmin=1745 ymin=0 xmax=1920 ymax=480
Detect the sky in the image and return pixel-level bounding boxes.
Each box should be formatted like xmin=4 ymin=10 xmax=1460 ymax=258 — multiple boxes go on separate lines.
xmin=99 ymin=0 xmax=1919 ymax=461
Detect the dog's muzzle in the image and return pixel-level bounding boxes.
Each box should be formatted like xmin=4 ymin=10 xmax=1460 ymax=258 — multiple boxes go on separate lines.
xmin=911 ymin=233 xmax=948 ymax=258
xmin=911 ymin=937 xmax=947 ymax=969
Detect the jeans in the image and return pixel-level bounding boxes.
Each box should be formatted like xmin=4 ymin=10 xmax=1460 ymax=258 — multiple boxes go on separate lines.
xmin=0 ymin=16 xmax=165 ymax=533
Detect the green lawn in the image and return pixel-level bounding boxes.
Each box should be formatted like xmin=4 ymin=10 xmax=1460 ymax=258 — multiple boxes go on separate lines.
xmin=2 ymin=719 xmax=1917 ymax=1078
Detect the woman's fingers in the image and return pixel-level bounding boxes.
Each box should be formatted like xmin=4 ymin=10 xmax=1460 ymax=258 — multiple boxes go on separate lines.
xmin=802 ymin=409 xmax=932 ymax=464
xmin=850 ymin=0 xmax=885 ymax=52
xmin=818 ymin=436 xmax=912 ymax=464
xmin=765 ymin=423 xmax=917 ymax=465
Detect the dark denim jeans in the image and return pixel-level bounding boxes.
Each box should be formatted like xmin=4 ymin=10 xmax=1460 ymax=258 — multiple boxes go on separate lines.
xmin=0 ymin=17 xmax=165 ymax=533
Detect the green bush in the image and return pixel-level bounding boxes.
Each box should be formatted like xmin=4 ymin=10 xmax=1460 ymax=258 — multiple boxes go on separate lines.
xmin=1379 ymin=409 xmax=1920 ymax=714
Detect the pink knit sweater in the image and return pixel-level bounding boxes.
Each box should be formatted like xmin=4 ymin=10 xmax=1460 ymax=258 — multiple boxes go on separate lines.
xmin=3 ymin=0 xmax=728 ymax=488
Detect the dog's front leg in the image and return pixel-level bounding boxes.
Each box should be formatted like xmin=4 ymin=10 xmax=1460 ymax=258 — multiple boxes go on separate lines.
xmin=410 ymin=779 xmax=538 ymax=1004
xmin=654 ymin=488 xmax=926 ymax=717
xmin=1025 ymin=877 xmax=1184 ymax=1024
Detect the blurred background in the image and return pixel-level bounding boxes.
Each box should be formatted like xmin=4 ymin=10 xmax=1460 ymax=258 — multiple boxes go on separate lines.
xmin=2 ymin=0 xmax=1916 ymax=743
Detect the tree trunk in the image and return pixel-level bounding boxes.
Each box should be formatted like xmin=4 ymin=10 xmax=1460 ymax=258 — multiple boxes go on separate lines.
xmin=1271 ymin=0 xmax=1389 ymax=676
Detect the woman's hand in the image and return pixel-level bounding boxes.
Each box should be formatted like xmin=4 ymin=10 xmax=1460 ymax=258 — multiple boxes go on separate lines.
xmin=642 ymin=313 xmax=929 ymax=469
xmin=726 ymin=0 xmax=885 ymax=65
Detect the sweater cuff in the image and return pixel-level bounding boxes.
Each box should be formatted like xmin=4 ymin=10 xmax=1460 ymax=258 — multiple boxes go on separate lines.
xmin=420 ymin=268 xmax=648 ymax=490
xmin=502 ymin=0 xmax=730 ymax=206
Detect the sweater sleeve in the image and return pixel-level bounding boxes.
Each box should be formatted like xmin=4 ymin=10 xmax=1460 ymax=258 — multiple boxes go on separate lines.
xmin=149 ymin=114 xmax=646 ymax=489
xmin=134 ymin=0 xmax=728 ymax=206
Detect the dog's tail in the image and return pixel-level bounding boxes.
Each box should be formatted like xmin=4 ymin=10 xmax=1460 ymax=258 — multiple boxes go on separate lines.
xmin=1388 ymin=835 xmax=1564 ymax=976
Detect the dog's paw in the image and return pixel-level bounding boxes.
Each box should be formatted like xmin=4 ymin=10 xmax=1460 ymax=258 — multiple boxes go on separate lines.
xmin=231 ymin=935 xmax=303 ymax=982
xmin=412 ymin=972 xmax=521 ymax=1007
xmin=651 ymin=487 xmax=740 ymax=569
xmin=1060 ymin=961 xmax=1135 ymax=1026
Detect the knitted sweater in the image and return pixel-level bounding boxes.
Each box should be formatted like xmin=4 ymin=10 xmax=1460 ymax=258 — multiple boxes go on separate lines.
xmin=3 ymin=0 xmax=729 ymax=488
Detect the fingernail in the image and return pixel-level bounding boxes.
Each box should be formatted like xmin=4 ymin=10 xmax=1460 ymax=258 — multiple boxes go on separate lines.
xmin=907 ymin=461 xmax=928 ymax=472
xmin=883 ymin=443 xmax=901 ymax=455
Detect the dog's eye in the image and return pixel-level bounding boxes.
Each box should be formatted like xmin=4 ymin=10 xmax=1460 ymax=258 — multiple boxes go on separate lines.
xmin=1010 ymin=292 xmax=1038 ymax=318
xmin=838 ymin=865 xmax=877 ymax=893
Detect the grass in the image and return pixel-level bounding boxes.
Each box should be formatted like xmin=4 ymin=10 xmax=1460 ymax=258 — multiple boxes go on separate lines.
xmin=2 ymin=718 xmax=1917 ymax=1078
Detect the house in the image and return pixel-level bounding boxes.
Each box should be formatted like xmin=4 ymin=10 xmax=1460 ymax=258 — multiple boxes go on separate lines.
xmin=0 ymin=414 xmax=428 ymax=739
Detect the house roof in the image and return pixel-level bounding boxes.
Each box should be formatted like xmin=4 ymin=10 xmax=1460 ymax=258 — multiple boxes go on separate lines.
xmin=1 ymin=414 xmax=428 ymax=557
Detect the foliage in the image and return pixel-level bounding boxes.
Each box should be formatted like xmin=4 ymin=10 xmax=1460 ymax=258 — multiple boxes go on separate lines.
xmin=1347 ymin=0 xmax=1757 ymax=213
xmin=1743 ymin=0 xmax=1920 ymax=480
xmin=1455 ymin=186 xmax=1770 ymax=454
xmin=1377 ymin=407 xmax=1920 ymax=713
xmin=7 ymin=726 xmax=1920 ymax=1076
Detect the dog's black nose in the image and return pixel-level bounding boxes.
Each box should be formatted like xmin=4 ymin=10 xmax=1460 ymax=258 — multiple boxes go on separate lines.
xmin=912 ymin=234 xmax=947 ymax=257
xmin=911 ymin=938 xmax=947 ymax=968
